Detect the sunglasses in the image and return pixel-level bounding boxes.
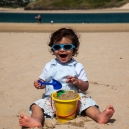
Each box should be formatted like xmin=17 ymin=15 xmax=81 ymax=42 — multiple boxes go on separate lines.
xmin=52 ymin=44 xmax=75 ymax=51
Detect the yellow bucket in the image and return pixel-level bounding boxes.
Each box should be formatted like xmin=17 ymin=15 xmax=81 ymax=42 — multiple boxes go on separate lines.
xmin=51 ymin=91 xmax=80 ymax=123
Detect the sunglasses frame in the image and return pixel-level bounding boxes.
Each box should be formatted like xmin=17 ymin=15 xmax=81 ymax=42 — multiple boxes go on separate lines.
xmin=52 ymin=44 xmax=75 ymax=51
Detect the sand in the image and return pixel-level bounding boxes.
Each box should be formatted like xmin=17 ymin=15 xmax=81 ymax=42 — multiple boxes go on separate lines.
xmin=0 ymin=30 xmax=129 ymax=129
xmin=1 ymin=23 xmax=129 ymax=32
xmin=0 ymin=5 xmax=129 ymax=129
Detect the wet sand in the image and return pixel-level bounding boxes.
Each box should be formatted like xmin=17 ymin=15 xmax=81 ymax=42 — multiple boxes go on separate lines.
xmin=1 ymin=23 xmax=129 ymax=32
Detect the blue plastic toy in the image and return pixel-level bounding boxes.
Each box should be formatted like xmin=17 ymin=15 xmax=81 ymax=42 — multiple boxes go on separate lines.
xmin=38 ymin=79 xmax=62 ymax=90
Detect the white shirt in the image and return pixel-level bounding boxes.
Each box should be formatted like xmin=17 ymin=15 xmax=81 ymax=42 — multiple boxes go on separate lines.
xmin=39 ymin=59 xmax=88 ymax=82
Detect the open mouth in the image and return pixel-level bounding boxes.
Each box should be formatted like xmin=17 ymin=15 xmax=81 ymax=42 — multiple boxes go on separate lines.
xmin=59 ymin=54 xmax=67 ymax=58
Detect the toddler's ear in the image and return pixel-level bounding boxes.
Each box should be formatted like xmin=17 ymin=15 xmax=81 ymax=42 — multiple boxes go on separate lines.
xmin=73 ymin=48 xmax=77 ymax=56
xmin=52 ymin=52 xmax=55 ymax=55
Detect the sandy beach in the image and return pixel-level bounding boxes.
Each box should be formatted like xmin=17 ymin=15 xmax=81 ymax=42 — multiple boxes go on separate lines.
xmin=1 ymin=23 xmax=129 ymax=32
xmin=1 ymin=31 xmax=129 ymax=129
xmin=0 ymin=4 xmax=129 ymax=129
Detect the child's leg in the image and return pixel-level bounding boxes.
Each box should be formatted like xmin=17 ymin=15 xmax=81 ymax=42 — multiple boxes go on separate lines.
xmin=19 ymin=104 xmax=43 ymax=128
xmin=85 ymin=105 xmax=115 ymax=124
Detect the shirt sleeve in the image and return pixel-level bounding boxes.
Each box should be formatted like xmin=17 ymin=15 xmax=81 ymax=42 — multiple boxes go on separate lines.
xmin=75 ymin=63 xmax=88 ymax=82
xmin=39 ymin=62 xmax=51 ymax=81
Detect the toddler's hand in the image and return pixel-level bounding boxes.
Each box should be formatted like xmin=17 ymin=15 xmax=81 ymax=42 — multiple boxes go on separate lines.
xmin=66 ymin=76 xmax=79 ymax=86
xmin=34 ymin=80 xmax=45 ymax=89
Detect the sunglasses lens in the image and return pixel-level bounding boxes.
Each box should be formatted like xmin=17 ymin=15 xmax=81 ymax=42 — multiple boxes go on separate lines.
xmin=64 ymin=45 xmax=72 ymax=50
xmin=53 ymin=45 xmax=61 ymax=50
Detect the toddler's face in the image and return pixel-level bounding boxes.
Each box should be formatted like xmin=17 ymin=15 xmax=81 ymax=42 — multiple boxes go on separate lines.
xmin=53 ymin=37 xmax=74 ymax=63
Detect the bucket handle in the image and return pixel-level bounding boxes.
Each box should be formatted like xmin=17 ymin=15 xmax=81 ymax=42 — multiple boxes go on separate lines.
xmin=50 ymin=97 xmax=80 ymax=118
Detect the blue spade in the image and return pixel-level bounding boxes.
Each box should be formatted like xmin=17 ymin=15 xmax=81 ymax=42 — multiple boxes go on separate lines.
xmin=38 ymin=79 xmax=62 ymax=90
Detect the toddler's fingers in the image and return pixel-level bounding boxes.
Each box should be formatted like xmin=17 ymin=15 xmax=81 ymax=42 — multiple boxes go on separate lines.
xmin=67 ymin=76 xmax=73 ymax=79
xmin=66 ymin=78 xmax=70 ymax=82
xmin=34 ymin=80 xmax=38 ymax=85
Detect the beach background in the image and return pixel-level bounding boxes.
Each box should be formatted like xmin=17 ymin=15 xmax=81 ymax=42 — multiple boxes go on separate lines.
xmin=0 ymin=4 xmax=129 ymax=129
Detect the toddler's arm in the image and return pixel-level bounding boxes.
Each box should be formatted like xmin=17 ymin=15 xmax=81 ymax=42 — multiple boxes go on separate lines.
xmin=66 ymin=76 xmax=89 ymax=91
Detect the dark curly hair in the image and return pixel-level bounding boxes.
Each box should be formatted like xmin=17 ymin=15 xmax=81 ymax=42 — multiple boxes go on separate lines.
xmin=48 ymin=28 xmax=80 ymax=56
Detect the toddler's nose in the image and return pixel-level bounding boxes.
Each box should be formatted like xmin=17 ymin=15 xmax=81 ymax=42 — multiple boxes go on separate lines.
xmin=60 ymin=48 xmax=65 ymax=51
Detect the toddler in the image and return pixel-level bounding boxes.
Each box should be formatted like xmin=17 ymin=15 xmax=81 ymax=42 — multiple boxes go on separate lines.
xmin=19 ymin=28 xmax=115 ymax=128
